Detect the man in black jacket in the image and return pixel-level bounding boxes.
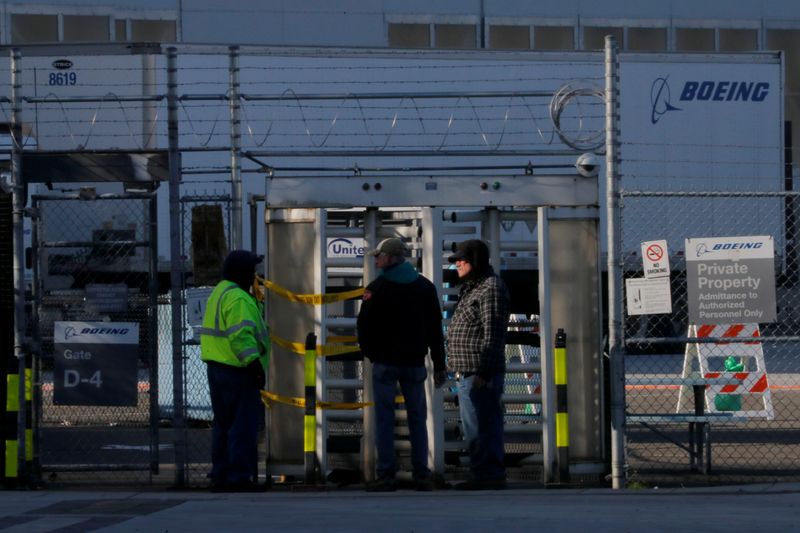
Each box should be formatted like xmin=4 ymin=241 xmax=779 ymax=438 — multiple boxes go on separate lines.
xmin=357 ymin=238 xmax=447 ymax=491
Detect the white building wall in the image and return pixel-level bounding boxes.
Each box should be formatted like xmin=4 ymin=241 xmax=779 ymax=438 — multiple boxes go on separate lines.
xmin=3 ymin=1 xmax=800 ymax=47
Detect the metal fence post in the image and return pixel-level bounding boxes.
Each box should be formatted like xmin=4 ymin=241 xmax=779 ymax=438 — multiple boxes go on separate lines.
xmin=421 ymin=207 xmax=445 ymax=475
xmin=537 ymin=206 xmax=556 ymax=483
xmin=167 ymin=46 xmax=187 ymax=487
xmin=229 ymin=45 xmax=243 ymax=250
xmin=362 ymin=208 xmax=378 ymax=482
xmin=605 ymin=35 xmax=626 ymax=490
xmin=10 ymin=47 xmax=30 ymax=487
xmin=148 ymin=193 xmax=160 ymax=475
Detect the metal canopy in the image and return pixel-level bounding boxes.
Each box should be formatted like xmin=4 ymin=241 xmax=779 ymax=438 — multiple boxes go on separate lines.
xmin=265 ymin=174 xmax=597 ymax=208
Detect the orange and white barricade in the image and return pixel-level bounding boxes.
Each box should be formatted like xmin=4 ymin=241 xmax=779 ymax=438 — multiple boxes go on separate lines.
xmin=678 ymin=323 xmax=774 ymax=420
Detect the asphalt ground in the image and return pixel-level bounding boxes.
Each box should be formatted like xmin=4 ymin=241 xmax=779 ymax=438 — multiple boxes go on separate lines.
xmin=30 ymin=352 xmax=800 ymax=489
xmin=1 ymin=483 xmax=799 ymax=532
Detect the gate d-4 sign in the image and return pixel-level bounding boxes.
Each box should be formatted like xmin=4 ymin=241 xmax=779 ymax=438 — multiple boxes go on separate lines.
xmin=641 ymin=239 xmax=670 ymax=279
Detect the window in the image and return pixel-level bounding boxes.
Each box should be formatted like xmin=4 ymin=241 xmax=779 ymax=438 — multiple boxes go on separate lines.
xmin=676 ymin=28 xmax=715 ymax=51
xmin=434 ymin=24 xmax=476 ymax=49
xmin=767 ymin=30 xmax=800 ymax=91
xmin=719 ymin=29 xmax=758 ymax=51
xmin=767 ymin=30 xmax=800 ymax=185
xmin=115 ymin=19 xmax=128 ymax=41
xmin=388 ymin=23 xmax=430 ymax=48
xmin=11 ymin=14 xmax=58 ymax=43
xmin=489 ymin=25 xmax=529 ymax=50
xmin=63 ymin=15 xmax=109 ymax=42
xmin=533 ymin=26 xmax=574 ymax=50
xmin=131 ymin=19 xmax=176 ymax=42
xmin=627 ymin=27 xmax=667 ymax=51
xmin=583 ymin=26 xmax=623 ymax=50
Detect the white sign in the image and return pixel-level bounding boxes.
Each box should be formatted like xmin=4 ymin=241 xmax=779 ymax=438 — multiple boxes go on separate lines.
xmin=625 ymin=277 xmax=673 ymax=316
xmin=687 ymin=235 xmax=774 ymax=261
xmin=53 ymin=321 xmax=139 ymax=345
xmin=186 ymin=287 xmax=214 ymax=326
xmin=686 ymin=235 xmax=776 ymax=323
xmin=327 ymin=237 xmax=365 ymax=258
xmin=641 ymin=240 xmax=670 ymax=279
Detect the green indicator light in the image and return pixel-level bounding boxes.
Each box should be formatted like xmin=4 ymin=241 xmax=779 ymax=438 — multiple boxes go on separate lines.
xmin=492 ymin=181 xmax=501 ymax=190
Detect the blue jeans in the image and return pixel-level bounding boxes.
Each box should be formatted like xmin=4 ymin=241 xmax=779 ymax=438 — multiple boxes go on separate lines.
xmin=457 ymin=373 xmax=506 ymax=480
xmin=207 ymin=361 xmax=261 ymax=485
xmin=372 ymin=362 xmax=431 ymax=480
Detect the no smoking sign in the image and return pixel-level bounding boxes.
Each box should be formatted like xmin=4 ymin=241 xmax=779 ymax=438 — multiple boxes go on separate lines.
xmin=641 ymin=239 xmax=670 ymax=279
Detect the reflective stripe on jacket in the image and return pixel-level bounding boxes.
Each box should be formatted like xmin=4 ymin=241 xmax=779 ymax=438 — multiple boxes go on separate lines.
xmin=200 ymin=280 xmax=270 ymax=369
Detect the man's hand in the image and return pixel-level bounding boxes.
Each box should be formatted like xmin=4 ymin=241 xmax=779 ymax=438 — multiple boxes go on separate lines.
xmin=434 ymin=370 xmax=449 ymax=389
xmin=247 ymin=359 xmax=266 ymax=389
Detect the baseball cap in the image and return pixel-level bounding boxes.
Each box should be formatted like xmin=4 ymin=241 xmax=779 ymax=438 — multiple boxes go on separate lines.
xmin=448 ymin=239 xmax=487 ymax=263
xmin=366 ymin=238 xmax=409 ymax=257
xmin=223 ymin=250 xmax=264 ymax=271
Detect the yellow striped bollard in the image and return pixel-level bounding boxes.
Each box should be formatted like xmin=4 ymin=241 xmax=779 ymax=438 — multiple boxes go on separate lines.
xmin=554 ymin=328 xmax=570 ymax=483
xmin=304 ymin=332 xmax=317 ymax=484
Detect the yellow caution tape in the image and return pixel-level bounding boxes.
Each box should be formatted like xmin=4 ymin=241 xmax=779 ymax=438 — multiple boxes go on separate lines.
xmin=261 ymin=390 xmax=372 ymax=410
xmin=271 ymin=334 xmax=360 ymax=357
xmin=257 ymin=276 xmax=364 ymax=305
xmin=319 ymin=344 xmax=361 ymax=357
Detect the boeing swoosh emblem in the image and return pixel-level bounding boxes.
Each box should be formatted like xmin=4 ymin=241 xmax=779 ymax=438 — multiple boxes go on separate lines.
xmin=64 ymin=326 xmax=79 ymax=340
xmin=650 ymin=76 xmax=681 ymax=124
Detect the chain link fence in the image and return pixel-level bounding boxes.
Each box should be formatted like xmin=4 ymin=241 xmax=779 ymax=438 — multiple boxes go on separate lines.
xmin=31 ymin=193 xmax=159 ymax=486
xmin=621 ymin=190 xmax=800 ymax=485
xmin=160 ymin=194 xmax=232 ymax=486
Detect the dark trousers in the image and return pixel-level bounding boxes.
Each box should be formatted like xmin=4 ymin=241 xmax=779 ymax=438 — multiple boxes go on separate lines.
xmin=207 ymin=361 xmax=261 ymax=485
xmin=372 ymin=362 xmax=431 ymax=480
xmin=457 ymin=373 xmax=506 ymax=480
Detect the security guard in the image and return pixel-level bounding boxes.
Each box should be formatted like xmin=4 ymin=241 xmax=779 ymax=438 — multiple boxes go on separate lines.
xmin=200 ymin=250 xmax=270 ymax=492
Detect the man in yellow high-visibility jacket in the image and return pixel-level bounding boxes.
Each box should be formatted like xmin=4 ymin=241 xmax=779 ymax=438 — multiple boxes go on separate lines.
xmin=200 ymin=250 xmax=270 ymax=492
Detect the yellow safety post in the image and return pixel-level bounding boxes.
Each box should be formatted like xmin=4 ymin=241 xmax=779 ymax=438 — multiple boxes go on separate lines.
xmin=304 ymin=332 xmax=317 ymax=484
xmin=554 ymin=328 xmax=570 ymax=483
xmin=4 ymin=371 xmax=19 ymax=483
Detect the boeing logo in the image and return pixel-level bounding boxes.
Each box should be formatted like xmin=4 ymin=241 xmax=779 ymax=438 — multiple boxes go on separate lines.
xmin=711 ymin=242 xmax=763 ymax=251
xmin=695 ymin=241 xmax=763 ymax=257
xmin=680 ymin=81 xmax=769 ymax=103
xmin=64 ymin=326 xmax=80 ymax=341
xmin=651 ymin=77 xmax=770 ymax=125
xmin=80 ymin=327 xmax=130 ymax=335
xmin=650 ymin=77 xmax=681 ymax=124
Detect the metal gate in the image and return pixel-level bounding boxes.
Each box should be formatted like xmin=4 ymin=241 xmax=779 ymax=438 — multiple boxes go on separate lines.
xmin=30 ymin=192 xmax=160 ymax=485
xmin=262 ymin=168 xmax=604 ymax=485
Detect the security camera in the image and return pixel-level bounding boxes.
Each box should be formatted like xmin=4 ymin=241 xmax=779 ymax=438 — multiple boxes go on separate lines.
xmin=0 ymin=172 xmax=13 ymax=194
xmin=575 ymin=153 xmax=600 ymax=178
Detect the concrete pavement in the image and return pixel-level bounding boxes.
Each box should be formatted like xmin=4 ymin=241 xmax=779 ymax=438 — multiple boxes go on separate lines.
xmin=1 ymin=483 xmax=798 ymax=532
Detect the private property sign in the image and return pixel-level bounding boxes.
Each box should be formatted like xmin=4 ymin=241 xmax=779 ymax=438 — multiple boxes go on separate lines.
xmin=686 ymin=236 xmax=777 ymax=324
